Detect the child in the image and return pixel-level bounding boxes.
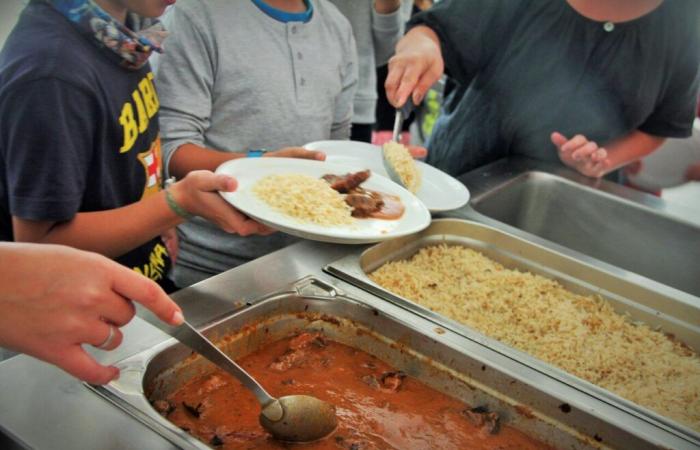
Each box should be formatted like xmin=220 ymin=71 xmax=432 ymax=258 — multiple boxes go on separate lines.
xmin=156 ymin=0 xmax=358 ymax=286
xmin=0 ymin=0 xmax=268 ymax=292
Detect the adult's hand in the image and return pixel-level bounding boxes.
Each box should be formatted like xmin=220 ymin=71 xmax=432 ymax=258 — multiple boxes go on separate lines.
xmin=169 ymin=170 xmax=276 ymax=236
xmin=385 ymin=26 xmax=444 ymax=108
xmin=0 ymin=243 xmax=184 ymax=384
xmin=264 ymin=147 xmax=326 ymax=161
xmin=551 ymin=132 xmax=611 ymax=178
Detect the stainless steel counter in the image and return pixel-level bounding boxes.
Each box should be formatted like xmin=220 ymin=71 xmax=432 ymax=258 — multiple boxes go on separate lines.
xmin=0 ymin=158 xmax=698 ymax=449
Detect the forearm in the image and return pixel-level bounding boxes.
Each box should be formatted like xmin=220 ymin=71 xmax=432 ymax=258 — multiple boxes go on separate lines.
xmin=169 ymin=143 xmax=243 ymax=179
xmin=604 ymin=130 xmax=665 ymax=173
xmin=374 ymin=0 xmax=401 ymax=15
xmin=13 ymin=191 xmax=183 ymax=258
xmin=372 ymin=0 xmax=404 ymax=66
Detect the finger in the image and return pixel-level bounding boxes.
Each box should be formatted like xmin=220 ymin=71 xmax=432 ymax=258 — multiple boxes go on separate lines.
xmin=551 ymin=132 xmax=568 ymax=148
xmin=269 ymin=148 xmax=325 ymax=160
xmin=571 ymin=141 xmax=598 ymax=161
xmin=591 ymin=147 xmax=607 ymax=163
xmin=561 ymin=135 xmax=588 ymax=153
xmin=54 ymin=346 xmax=119 ymax=385
xmin=94 ymin=293 xmax=135 ymax=327
xmin=190 ymin=171 xmax=238 ymax=193
xmin=110 ymin=264 xmax=183 ymax=326
xmin=412 ymin=64 xmax=441 ymax=105
xmin=407 ymin=145 xmax=427 ymax=158
xmin=395 ymin=64 xmax=423 ymax=108
xmin=385 ymin=58 xmax=407 ymax=107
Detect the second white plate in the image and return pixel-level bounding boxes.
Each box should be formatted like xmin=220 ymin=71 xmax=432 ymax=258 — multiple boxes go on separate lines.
xmin=304 ymin=140 xmax=470 ymax=212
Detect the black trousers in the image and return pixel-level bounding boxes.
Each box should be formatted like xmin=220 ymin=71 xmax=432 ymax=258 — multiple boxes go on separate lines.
xmin=351 ymin=123 xmax=373 ymax=143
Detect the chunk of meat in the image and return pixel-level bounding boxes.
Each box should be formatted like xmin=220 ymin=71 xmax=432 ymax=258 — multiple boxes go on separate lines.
xmin=380 ymin=371 xmax=406 ymax=392
xmin=269 ymin=332 xmax=327 ymax=372
xmin=462 ymin=406 xmax=500 ymax=434
xmin=345 ymin=189 xmax=384 ymax=218
xmin=153 ymin=399 xmax=175 ymax=416
xmin=322 ymin=170 xmax=370 ymax=193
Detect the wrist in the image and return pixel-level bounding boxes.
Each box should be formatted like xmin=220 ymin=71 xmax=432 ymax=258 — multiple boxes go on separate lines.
xmin=164 ymin=179 xmax=194 ymax=221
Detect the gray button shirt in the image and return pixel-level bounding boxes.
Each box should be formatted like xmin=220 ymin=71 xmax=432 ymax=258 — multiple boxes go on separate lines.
xmin=156 ymin=0 xmax=358 ymax=286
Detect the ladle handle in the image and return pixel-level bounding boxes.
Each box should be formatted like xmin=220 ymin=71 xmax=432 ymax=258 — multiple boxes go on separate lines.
xmin=171 ymin=321 xmax=277 ymax=407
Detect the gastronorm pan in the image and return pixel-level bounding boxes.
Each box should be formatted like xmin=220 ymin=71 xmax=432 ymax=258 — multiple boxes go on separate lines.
xmin=85 ymin=278 xmax=690 ymax=449
xmin=325 ymin=219 xmax=700 ymax=446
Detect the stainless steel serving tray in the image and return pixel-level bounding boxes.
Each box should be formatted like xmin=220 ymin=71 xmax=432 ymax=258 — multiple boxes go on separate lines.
xmin=85 ymin=278 xmax=689 ymax=449
xmin=325 ymin=219 xmax=700 ymax=446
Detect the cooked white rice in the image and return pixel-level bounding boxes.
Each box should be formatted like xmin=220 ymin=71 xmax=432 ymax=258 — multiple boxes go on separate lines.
xmin=253 ymin=174 xmax=354 ymax=226
xmin=369 ymin=244 xmax=700 ymax=431
xmin=383 ymin=141 xmax=421 ymax=193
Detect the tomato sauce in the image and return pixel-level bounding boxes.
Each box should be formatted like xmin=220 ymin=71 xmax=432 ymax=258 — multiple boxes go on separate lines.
xmin=155 ymin=333 xmax=555 ymax=449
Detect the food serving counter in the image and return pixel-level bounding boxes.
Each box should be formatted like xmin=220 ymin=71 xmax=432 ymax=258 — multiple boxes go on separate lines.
xmin=0 ymin=158 xmax=697 ymax=449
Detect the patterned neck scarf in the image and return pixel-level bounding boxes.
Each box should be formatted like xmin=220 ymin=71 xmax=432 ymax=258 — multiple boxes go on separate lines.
xmin=47 ymin=0 xmax=168 ymax=69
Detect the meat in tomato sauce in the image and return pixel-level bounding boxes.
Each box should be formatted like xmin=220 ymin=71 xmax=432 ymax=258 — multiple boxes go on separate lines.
xmin=322 ymin=171 xmax=405 ymax=220
xmin=154 ymin=333 xmax=555 ymax=450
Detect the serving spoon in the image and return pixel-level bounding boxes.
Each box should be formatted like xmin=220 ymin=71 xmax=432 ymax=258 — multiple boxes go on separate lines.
xmin=383 ymin=101 xmax=417 ymax=188
xmin=171 ymin=320 xmax=337 ymax=442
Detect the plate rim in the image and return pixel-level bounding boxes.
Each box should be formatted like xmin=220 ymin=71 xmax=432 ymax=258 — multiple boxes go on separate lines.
xmin=303 ymin=139 xmax=470 ymax=212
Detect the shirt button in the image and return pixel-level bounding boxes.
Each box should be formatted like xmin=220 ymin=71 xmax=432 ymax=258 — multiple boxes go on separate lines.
xmin=291 ymin=25 xmax=297 ymax=34
xmin=603 ymin=21 xmax=614 ymax=32
xmin=297 ymin=52 xmax=303 ymax=60
xmin=300 ymin=78 xmax=306 ymax=86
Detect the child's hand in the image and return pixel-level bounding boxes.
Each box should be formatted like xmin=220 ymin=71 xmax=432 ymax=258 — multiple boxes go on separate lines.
xmin=551 ymin=132 xmax=611 ymax=178
xmin=170 ymin=171 xmax=276 ymax=236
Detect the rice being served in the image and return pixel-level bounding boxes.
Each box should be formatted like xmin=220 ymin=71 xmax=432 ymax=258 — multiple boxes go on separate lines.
xmin=382 ymin=141 xmax=421 ymax=193
xmin=369 ymin=244 xmax=700 ymax=431
xmin=253 ymin=173 xmax=354 ymax=226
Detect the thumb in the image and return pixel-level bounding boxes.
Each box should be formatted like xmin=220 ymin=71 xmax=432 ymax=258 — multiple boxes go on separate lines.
xmin=54 ymin=346 xmax=119 ymax=385
xmin=189 ymin=171 xmax=238 ymax=193
xmin=551 ymin=132 xmax=568 ymax=148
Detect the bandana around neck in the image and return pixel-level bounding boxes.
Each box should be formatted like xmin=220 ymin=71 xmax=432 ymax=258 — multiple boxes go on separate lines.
xmin=47 ymin=0 xmax=168 ymax=69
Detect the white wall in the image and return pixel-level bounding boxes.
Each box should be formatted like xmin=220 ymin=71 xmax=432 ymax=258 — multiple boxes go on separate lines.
xmin=0 ymin=0 xmax=27 ymax=49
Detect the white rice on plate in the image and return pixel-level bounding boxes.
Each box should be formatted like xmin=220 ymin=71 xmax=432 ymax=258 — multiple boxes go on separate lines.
xmin=253 ymin=174 xmax=354 ymax=226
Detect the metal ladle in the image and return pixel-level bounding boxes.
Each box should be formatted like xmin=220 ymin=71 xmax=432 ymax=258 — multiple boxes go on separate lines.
xmin=171 ymin=320 xmax=337 ymax=442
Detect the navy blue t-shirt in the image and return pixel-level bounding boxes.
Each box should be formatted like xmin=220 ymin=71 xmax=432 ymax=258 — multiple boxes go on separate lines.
xmin=412 ymin=0 xmax=700 ymax=176
xmin=0 ymin=1 xmax=173 ymax=288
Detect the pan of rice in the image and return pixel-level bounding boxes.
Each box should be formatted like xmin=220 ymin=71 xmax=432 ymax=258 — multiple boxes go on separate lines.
xmin=325 ymin=218 xmax=700 ymax=439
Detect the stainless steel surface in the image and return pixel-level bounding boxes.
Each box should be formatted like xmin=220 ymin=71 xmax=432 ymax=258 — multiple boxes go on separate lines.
xmin=391 ymin=108 xmax=403 ymax=143
xmin=93 ymin=277 xmax=680 ymax=450
xmin=325 ymin=218 xmax=700 ymax=446
xmin=1 ymin=158 xmax=699 ymax=450
xmin=458 ymin=158 xmax=700 ymax=297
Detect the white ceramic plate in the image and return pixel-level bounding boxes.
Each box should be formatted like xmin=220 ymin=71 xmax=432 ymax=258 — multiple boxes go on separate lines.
xmin=215 ymin=158 xmax=431 ymax=244
xmin=303 ymin=140 xmax=470 ymax=212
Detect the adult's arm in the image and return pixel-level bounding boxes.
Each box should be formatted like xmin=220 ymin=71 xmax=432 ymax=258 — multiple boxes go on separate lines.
xmin=0 ymin=243 xmax=183 ymax=384
xmin=551 ymin=130 xmax=665 ymax=178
